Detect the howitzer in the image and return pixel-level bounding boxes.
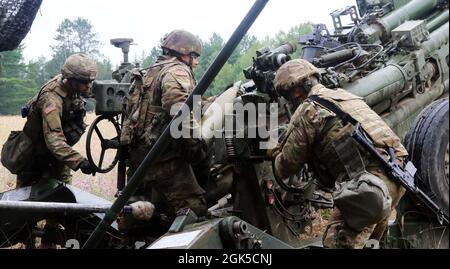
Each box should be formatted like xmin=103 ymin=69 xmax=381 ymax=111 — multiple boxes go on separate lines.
xmin=110 ymin=38 xmax=136 ymax=83
xmin=351 ymin=0 xmax=446 ymax=44
xmin=301 ymin=0 xmax=448 ymax=219
xmin=85 ymin=39 xmax=136 ymax=192
xmin=211 ymin=43 xmax=298 ymax=164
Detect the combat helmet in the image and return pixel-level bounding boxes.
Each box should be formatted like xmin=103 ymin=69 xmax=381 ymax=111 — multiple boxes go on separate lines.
xmin=161 ymin=30 xmax=202 ymax=56
xmin=274 ymin=59 xmax=320 ymax=93
xmin=62 ymin=53 xmax=97 ymax=82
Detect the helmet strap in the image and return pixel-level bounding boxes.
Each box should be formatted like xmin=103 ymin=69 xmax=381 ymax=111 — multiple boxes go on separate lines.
xmin=167 ymin=49 xmax=192 ymax=67
xmin=179 ymin=56 xmax=190 ymax=67
xmin=177 ymin=53 xmax=194 ymax=69
xmin=64 ymin=78 xmax=82 ymax=96
xmin=188 ymin=55 xmax=194 ymax=69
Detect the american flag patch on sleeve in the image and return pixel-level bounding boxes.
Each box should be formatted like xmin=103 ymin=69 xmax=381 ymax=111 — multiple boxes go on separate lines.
xmin=43 ymin=104 xmax=56 ymax=115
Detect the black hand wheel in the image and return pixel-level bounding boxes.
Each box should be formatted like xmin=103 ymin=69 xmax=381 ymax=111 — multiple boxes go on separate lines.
xmin=86 ymin=115 xmax=121 ymax=174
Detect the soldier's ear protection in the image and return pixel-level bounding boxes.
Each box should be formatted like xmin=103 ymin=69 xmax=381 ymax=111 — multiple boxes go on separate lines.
xmin=301 ymin=77 xmax=315 ymax=93
xmin=278 ymin=89 xmax=293 ymax=101
xmin=189 ymin=52 xmax=200 ymax=59
xmin=188 ymin=52 xmax=200 ymax=68
xmin=162 ymin=48 xmax=170 ymax=56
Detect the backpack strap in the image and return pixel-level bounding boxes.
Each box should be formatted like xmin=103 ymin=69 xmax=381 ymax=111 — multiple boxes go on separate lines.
xmin=309 ymin=95 xmax=358 ymax=126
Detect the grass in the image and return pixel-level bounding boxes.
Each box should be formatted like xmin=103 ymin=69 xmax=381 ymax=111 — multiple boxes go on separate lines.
xmin=0 ymin=113 xmax=118 ymax=201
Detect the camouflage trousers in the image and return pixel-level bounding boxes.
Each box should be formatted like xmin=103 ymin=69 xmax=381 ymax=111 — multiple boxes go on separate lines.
xmin=323 ymin=169 xmax=405 ymax=249
xmin=118 ymin=155 xmax=207 ymax=234
xmin=139 ymin=157 xmax=207 ymax=217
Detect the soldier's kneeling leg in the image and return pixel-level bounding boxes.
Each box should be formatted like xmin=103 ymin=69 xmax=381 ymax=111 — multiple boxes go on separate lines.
xmin=150 ymin=158 xmax=207 ymax=218
xmin=323 ymin=209 xmax=376 ymax=249
xmin=325 ymin=172 xmax=393 ymax=248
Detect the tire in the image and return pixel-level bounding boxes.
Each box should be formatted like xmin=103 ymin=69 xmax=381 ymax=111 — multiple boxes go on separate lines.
xmin=404 ymin=98 xmax=449 ymax=216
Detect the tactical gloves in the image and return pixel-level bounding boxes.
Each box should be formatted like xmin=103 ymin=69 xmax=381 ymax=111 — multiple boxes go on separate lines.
xmin=78 ymin=159 xmax=96 ymax=175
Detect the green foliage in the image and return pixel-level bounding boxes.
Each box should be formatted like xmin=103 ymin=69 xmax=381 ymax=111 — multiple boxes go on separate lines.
xmin=193 ymin=23 xmax=312 ymax=97
xmin=0 ymin=77 xmax=37 ymax=115
xmin=0 ymin=48 xmax=27 ymax=77
xmin=142 ymin=46 xmax=161 ymax=68
xmin=96 ymin=58 xmax=113 ymax=80
xmin=26 ymin=57 xmax=49 ymax=87
xmin=0 ymin=47 xmax=39 ymax=115
xmin=0 ymin=17 xmax=106 ymax=115
xmin=47 ymin=18 xmax=102 ymax=78
xmin=52 ymin=18 xmax=100 ymax=57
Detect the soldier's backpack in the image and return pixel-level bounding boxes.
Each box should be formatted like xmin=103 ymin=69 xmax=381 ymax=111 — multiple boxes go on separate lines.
xmin=1 ymin=130 xmax=35 ymax=174
xmin=120 ymin=60 xmax=179 ymax=146
xmin=1 ymin=81 xmax=48 ymax=174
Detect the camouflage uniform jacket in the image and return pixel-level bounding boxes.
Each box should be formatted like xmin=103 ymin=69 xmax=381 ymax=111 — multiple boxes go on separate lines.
xmin=274 ymin=84 xmax=408 ymax=186
xmin=23 ymin=75 xmax=86 ymax=171
xmin=123 ymin=55 xmax=200 ymax=163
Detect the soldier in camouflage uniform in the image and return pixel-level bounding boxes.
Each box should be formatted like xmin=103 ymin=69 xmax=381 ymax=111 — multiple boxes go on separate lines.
xmin=269 ymin=59 xmax=408 ymax=249
xmin=17 ymin=53 xmax=97 ymax=187
xmin=118 ymin=30 xmax=208 ymax=236
xmin=14 ymin=53 xmax=97 ymax=247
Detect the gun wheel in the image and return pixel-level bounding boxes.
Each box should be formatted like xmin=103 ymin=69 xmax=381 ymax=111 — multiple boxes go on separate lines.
xmin=445 ymin=143 xmax=449 ymax=183
xmin=86 ymin=115 xmax=121 ymax=174
xmin=405 ymin=98 xmax=449 ymax=216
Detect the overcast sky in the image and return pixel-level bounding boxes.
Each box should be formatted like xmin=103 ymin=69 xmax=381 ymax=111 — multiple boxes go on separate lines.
xmin=22 ymin=0 xmax=356 ymax=66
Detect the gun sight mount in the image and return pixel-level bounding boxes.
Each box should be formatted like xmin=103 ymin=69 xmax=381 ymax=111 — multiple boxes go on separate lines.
xmin=110 ymin=38 xmax=135 ymax=64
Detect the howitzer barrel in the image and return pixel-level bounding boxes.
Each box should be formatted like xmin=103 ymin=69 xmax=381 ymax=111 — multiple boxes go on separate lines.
xmin=382 ymin=81 xmax=446 ymax=128
xmin=314 ymin=48 xmax=356 ymax=66
xmin=272 ymin=43 xmax=297 ymax=55
xmin=272 ymin=43 xmax=297 ymax=67
xmin=427 ymin=10 xmax=449 ymax=32
xmin=380 ymin=0 xmax=439 ymax=34
xmin=0 ymin=201 xmax=132 ymax=214
xmin=422 ymin=22 xmax=449 ymax=55
xmin=345 ymin=62 xmax=443 ymax=116
xmin=255 ymin=42 xmax=297 ymax=71
xmin=344 ymin=64 xmax=406 ymax=106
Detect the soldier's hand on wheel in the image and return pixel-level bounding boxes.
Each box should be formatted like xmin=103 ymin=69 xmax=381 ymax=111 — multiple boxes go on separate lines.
xmin=79 ymin=160 xmax=96 ymax=175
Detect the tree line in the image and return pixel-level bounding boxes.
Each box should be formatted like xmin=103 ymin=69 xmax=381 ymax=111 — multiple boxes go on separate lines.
xmin=0 ymin=17 xmax=312 ymax=115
